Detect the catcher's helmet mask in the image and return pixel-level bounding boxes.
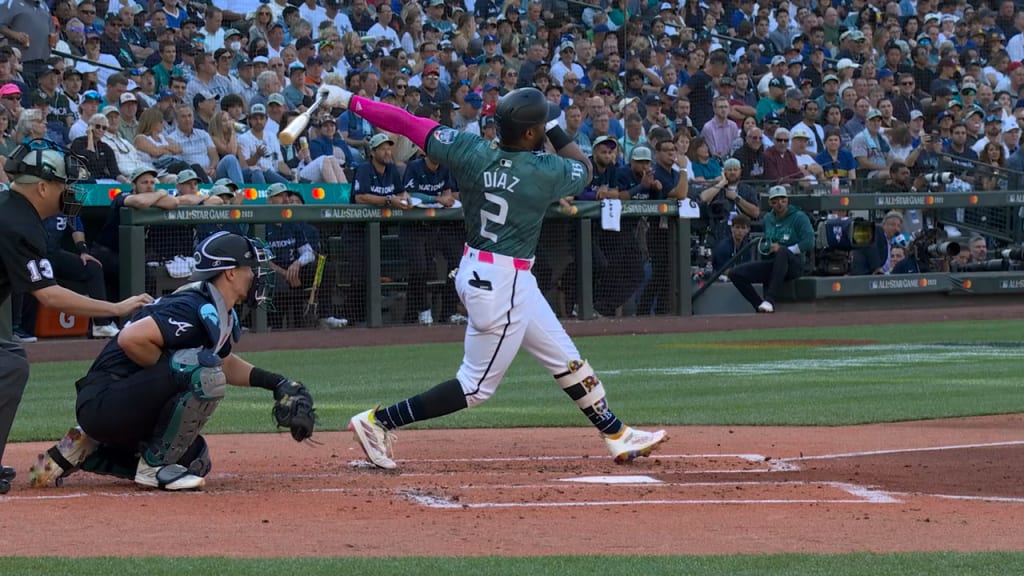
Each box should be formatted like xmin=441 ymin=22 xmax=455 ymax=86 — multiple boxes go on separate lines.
xmin=494 ymin=87 xmax=561 ymax=146
xmin=191 ymin=231 xmax=275 ymax=307
xmin=3 ymin=138 xmax=91 ymax=217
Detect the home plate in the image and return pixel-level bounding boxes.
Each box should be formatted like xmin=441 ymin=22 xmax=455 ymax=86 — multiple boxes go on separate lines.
xmin=558 ymin=475 xmax=663 ymax=484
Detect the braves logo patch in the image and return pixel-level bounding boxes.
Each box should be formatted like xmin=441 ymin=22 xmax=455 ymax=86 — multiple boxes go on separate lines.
xmin=168 ymin=318 xmax=194 ymax=337
xmin=434 ymin=128 xmax=458 ymax=144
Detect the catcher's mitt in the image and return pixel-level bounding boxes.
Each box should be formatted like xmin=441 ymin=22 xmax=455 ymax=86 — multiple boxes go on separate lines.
xmin=272 ymin=381 xmax=316 ymax=441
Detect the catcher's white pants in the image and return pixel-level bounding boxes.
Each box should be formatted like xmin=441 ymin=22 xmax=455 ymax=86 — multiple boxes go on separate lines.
xmin=455 ymin=246 xmax=580 ymax=407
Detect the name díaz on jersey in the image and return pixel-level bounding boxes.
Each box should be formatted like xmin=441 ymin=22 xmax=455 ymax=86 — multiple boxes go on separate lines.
xmin=483 ymin=170 xmax=519 ymax=193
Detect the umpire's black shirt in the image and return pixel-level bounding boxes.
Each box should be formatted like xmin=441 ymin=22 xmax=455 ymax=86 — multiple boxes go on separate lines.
xmin=0 ymin=189 xmax=58 ymax=307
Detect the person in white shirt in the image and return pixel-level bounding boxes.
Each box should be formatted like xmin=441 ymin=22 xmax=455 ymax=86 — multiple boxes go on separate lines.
xmin=200 ymin=6 xmax=226 ymax=53
xmin=100 ymin=105 xmax=150 ymax=179
xmin=324 ymin=0 xmax=353 ymax=36
xmin=68 ymin=91 xmax=104 ymax=142
xmin=1006 ymin=12 xmax=1024 ymax=63
xmin=793 ymin=101 xmax=826 ymax=156
xmin=77 ymin=32 xmax=120 ymax=93
xmin=166 ymin=104 xmax=221 ymax=181
xmin=237 ymin=103 xmax=290 ymax=184
xmin=367 ymin=4 xmax=401 ymax=48
xmin=298 ymin=0 xmax=329 ymax=38
xmin=790 ymin=127 xmax=823 ymax=183
xmin=550 ymin=41 xmax=586 ymax=86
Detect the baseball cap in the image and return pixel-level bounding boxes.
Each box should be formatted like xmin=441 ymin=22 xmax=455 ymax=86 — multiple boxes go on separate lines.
xmin=985 ymin=114 xmax=1002 ymax=123
xmin=214 ymin=178 xmax=240 ymax=191
xmin=253 ymin=56 xmax=270 ymax=65
xmin=771 ymin=55 xmax=787 ymax=66
xmin=823 ymin=74 xmax=839 ymax=84
xmin=483 ymin=34 xmax=498 ymax=44
xmin=768 ymin=185 xmax=788 ymax=199
xmin=593 ymin=135 xmax=618 ymax=149
xmin=423 ymin=63 xmax=441 ymax=75
xmin=837 ymin=58 xmax=860 ymax=70
xmin=176 ymin=169 xmax=201 ymax=184
xmin=369 ymin=133 xmax=394 ymax=149
xmin=769 ymin=77 xmax=787 ymax=89
xmin=82 ymin=90 xmax=103 ymax=102
xmin=101 ymin=105 xmax=120 ymax=116
xmin=867 ymin=108 xmax=882 ymax=120
xmin=224 ymin=29 xmax=241 ymax=39
xmin=0 ymin=83 xmax=21 ymax=97
xmin=479 ymin=115 xmax=496 ymax=129
xmin=719 ymin=76 xmax=736 ymax=87
xmin=961 ymin=82 xmax=978 ymax=94
xmin=464 ymin=92 xmax=483 ymax=108
xmin=630 ymin=146 xmax=653 ymax=162
xmin=288 ymin=61 xmax=306 ymax=73
xmin=947 ymin=100 xmax=963 ymax=109
xmin=910 ymin=110 xmax=924 ymax=120
xmin=763 ymin=112 xmax=781 ymax=124
xmin=267 ymin=182 xmax=290 ymax=197
xmin=939 ymin=57 xmax=957 ymax=67
xmin=644 ymin=93 xmax=662 ymax=105
xmin=158 ymin=89 xmax=176 ymax=101
xmin=249 ymin=103 xmax=267 ymax=116
xmin=210 ymin=184 xmax=236 ymax=199
xmin=267 ymin=93 xmax=286 ymax=107
xmin=483 ymin=83 xmax=500 ymax=93
xmin=193 ymin=90 xmax=220 ymax=104
xmin=723 ymin=158 xmax=741 ymax=169
xmin=119 ymin=92 xmax=137 ymax=105
xmin=130 ymin=166 xmax=158 ymax=182
xmin=791 ymin=127 xmax=811 ymax=140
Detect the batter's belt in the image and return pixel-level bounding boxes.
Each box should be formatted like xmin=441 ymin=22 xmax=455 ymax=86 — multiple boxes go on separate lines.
xmin=463 ymin=245 xmax=534 ymax=271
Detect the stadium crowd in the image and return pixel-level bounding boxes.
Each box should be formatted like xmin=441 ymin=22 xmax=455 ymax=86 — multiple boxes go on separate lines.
xmin=3 ymin=0 xmax=1024 ymax=336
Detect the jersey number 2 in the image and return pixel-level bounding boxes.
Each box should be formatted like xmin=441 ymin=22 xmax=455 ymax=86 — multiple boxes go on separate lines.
xmin=479 ymin=192 xmax=508 ymax=243
xmin=27 ymin=259 xmax=55 ymax=282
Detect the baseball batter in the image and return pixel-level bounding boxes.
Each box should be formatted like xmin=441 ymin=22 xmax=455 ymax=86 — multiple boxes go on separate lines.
xmin=316 ymin=84 xmax=668 ymax=469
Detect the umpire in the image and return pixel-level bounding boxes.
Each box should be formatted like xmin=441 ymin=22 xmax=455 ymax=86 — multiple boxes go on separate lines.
xmin=28 ymin=232 xmax=317 ymax=491
xmin=0 ymin=140 xmax=152 ymax=494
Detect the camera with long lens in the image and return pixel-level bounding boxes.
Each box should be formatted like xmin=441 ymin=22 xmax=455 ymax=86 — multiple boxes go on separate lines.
xmin=813 ymin=217 xmax=875 ymax=276
xmin=906 ymin=228 xmax=959 ymax=271
xmin=921 ymin=172 xmax=954 ymax=187
xmin=956 ymin=246 xmax=1024 ymax=272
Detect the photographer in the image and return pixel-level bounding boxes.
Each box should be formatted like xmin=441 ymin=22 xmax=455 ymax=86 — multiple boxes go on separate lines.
xmin=698 ymin=157 xmax=760 ymax=243
xmin=851 ymin=211 xmax=904 ymax=275
xmin=727 ymin=186 xmax=813 ymax=314
xmin=878 ymin=162 xmax=914 ymax=193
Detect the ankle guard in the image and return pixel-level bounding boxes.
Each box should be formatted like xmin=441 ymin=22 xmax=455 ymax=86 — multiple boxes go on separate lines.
xmin=556 ymin=360 xmax=618 ymax=432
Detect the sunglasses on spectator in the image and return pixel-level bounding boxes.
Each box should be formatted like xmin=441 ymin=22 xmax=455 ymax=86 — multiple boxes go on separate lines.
xmin=775 ymin=138 xmax=788 ymax=142
xmin=598 ymin=90 xmax=612 ymax=96
xmin=395 ymin=84 xmax=407 ymax=89
xmin=92 ymin=125 xmax=108 ymax=131
xmin=2 ymin=95 xmax=19 ymax=100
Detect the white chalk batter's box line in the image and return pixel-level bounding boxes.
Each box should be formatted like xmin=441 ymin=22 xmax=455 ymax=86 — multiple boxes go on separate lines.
xmin=400 ymin=480 xmax=901 ymax=509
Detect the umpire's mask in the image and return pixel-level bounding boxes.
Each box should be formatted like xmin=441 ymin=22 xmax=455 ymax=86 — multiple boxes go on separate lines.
xmin=4 ymin=138 xmax=91 ymax=217
xmin=191 ymin=232 xmax=275 ymax=308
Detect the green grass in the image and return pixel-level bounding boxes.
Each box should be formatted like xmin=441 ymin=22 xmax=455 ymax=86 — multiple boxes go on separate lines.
xmin=13 ymin=319 xmax=1024 ymax=442
xmin=4 ymin=553 xmax=1024 ymax=575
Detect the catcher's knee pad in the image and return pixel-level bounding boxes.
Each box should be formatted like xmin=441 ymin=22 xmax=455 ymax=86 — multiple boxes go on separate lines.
xmin=556 ymin=360 xmax=608 ymax=411
xmin=144 ymin=350 xmax=226 ymax=467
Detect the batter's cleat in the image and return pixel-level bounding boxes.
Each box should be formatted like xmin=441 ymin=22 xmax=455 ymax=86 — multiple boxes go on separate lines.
xmin=0 ymin=478 xmax=9 ymax=495
xmin=134 ymin=462 xmax=205 ymax=491
xmin=28 ymin=426 xmax=99 ymax=488
xmin=0 ymin=465 xmax=15 ymax=481
xmin=757 ymin=301 xmax=775 ymax=313
xmin=348 ymin=407 xmax=397 ymax=469
xmin=605 ymin=427 xmax=669 ymax=464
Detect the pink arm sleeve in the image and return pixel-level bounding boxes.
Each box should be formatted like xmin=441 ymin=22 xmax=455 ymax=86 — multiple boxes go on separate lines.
xmin=349 ymin=95 xmax=439 ymax=150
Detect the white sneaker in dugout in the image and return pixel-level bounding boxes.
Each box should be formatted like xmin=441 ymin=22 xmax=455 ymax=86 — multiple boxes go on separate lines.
xmin=134 ymin=461 xmax=205 ymax=491
xmin=348 ymin=408 xmax=397 ymax=469
xmin=757 ymin=301 xmax=775 ymax=313
xmin=418 ymin=310 xmax=434 ymax=325
xmin=605 ymin=427 xmax=669 ymax=464
xmin=91 ymin=324 xmax=120 ymax=339
xmin=28 ymin=426 xmax=99 ymax=488
xmin=320 ymin=316 xmax=349 ymax=329
xmin=448 ymin=313 xmax=468 ymax=325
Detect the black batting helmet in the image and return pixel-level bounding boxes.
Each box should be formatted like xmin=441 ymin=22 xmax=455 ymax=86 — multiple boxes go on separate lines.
xmin=494 ymin=87 xmax=561 ymax=142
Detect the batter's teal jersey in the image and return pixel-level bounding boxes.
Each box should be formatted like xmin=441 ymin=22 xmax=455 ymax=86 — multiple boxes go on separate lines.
xmin=425 ymin=127 xmax=589 ymax=259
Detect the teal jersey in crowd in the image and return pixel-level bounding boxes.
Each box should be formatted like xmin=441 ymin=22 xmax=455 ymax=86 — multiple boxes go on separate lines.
xmin=425 ymin=127 xmax=588 ymax=259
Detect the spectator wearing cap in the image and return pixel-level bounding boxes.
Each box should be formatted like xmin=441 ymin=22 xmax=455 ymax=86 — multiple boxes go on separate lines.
xmin=99 ymin=12 xmax=133 ymax=69
xmin=233 ymin=104 xmax=287 ymax=184
xmin=551 ymin=41 xmax=585 ymax=86
xmin=283 ymin=62 xmax=315 ymax=110
xmin=33 ymin=66 xmax=73 ymax=146
xmin=996 ymin=62 xmax=1024 ymax=98
xmin=192 ymin=91 xmax=221 ymax=131
xmin=789 ymin=127 xmax=824 ymax=183
xmin=972 ymin=114 xmax=1012 ymax=159
xmin=756 ymin=77 xmax=787 ymax=122
xmin=757 ymin=56 xmax=796 ymax=99
xmin=454 ymin=91 xmax=483 ymax=133
xmin=294 ymin=115 xmax=347 ymax=184
xmin=415 ymin=62 xmax=450 ymax=109
xmin=779 ymin=88 xmax=806 ymax=130
xmin=929 ymin=56 xmax=960 ymax=96
xmin=78 ymin=28 xmax=121 ymax=93
xmin=68 ymin=90 xmax=104 ymax=142
xmin=516 ymin=39 xmax=549 ymax=89
xmin=71 ymin=112 xmax=124 ymax=184
xmin=116 ymin=92 xmax=139 ymax=140
xmin=100 ymin=104 xmax=148 ymax=179
xmin=851 ymin=108 xmax=893 ymax=179
xmin=61 ymin=71 xmax=84 ymax=119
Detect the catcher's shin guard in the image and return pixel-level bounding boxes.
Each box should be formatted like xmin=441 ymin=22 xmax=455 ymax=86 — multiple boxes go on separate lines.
xmin=143 ymin=349 xmax=226 ymax=467
xmin=555 ymin=360 xmax=622 ymax=435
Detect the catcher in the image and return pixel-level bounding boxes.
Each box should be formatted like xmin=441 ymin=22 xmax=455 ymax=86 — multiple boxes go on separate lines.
xmin=28 ymin=232 xmax=316 ymax=491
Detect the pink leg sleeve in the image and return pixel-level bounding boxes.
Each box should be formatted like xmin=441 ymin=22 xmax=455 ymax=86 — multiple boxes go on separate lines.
xmin=349 ymin=96 xmax=439 ymax=150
